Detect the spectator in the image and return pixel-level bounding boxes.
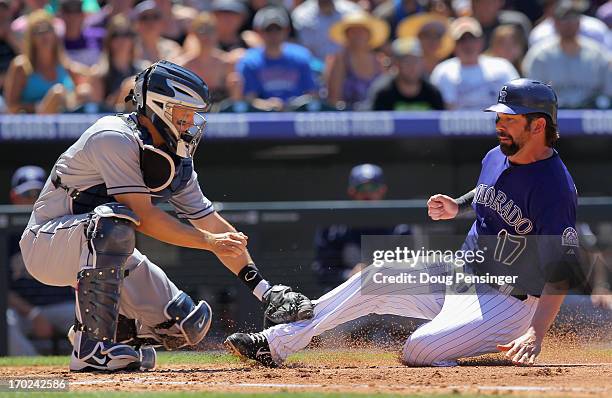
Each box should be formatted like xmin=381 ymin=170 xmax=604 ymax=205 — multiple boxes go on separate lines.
xmin=133 ymin=0 xmax=183 ymax=66
xmin=529 ymin=0 xmax=610 ymax=51
xmin=85 ymin=0 xmax=136 ymax=28
xmin=312 ymin=164 xmax=410 ymax=291
xmin=291 ymin=0 xmax=362 ymax=62
xmin=154 ymin=0 xmax=195 ymax=46
xmin=237 ymin=7 xmax=318 ymax=111
xmin=7 ymin=166 xmax=74 ymax=356
xmin=58 ymin=0 xmax=104 ymax=66
xmin=365 ymin=38 xmax=445 ymax=111
xmin=522 ymin=3 xmax=611 ymax=109
xmin=0 ymin=0 xmax=19 ymax=91
xmin=237 ymin=2 xmax=295 ymax=53
xmin=180 ymin=12 xmax=231 ymax=104
xmin=430 ymin=17 xmax=519 ymax=109
xmin=11 ymin=0 xmax=65 ymax=45
xmin=90 ymin=15 xmax=144 ymax=109
xmin=396 ymin=13 xmax=454 ymax=76
xmin=4 ymin=10 xmax=78 ymax=113
xmin=373 ymin=0 xmax=425 ymax=39
xmin=486 ymin=24 xmax=526 ymax=75
xmin=468 ymin=0 xmax=531 ymax=48
xmin=326 ymin=12 xmax=388 ymax=109
xmin=212 ymin=0 xmax=249 ymax=53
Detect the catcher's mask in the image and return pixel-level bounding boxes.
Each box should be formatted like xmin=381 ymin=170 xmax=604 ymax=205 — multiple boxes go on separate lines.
xmin=127 ymin=60 xmax=211 ymax=158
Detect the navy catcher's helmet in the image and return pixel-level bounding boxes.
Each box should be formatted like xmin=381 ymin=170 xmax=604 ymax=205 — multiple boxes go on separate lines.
xmin=485 ymin=79 xmax=558 ymax=125
xmin=130 ymin=60 xmax=211 ymax=158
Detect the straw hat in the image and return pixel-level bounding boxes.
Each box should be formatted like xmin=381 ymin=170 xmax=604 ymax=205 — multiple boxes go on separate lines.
xmin=396 ymin=13 xmax=454 ymax=59
xmin=329 ymin=12 xmax=390 ymax=49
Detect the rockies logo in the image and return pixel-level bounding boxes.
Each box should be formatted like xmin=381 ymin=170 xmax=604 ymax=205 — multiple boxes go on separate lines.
xmin=499 ymin=86 xmax=508 ymax=103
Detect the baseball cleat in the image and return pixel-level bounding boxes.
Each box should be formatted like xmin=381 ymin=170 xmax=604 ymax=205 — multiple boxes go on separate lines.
xmin=70 ymin=331 xmax=142 ymax=372
xmin=224 ymin=332 xmax=278 ymax=367
xmin=68 ymin=325 xmax=156 ymax=370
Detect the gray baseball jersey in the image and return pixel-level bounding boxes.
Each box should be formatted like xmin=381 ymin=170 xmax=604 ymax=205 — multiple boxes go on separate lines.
xmin=20 ymin=114 xmax=214 ymax=332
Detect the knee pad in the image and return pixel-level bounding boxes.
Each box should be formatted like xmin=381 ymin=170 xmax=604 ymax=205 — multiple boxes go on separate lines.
xmin=154 ymin=291 xmax=212 ymax=350
xmin=87 ymin=203 xmax=139 ymax=268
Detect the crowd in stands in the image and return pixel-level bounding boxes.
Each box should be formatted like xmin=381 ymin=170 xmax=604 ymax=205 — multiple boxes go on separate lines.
xmin=0 ymin=0 xmax=609 ymax=113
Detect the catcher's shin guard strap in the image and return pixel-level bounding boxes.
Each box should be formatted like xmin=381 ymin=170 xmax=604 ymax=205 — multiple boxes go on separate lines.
xmin=76 ymin=266 xmax=123 ymax=342
xmin=160 ymin=291 xmax=212 ymax=347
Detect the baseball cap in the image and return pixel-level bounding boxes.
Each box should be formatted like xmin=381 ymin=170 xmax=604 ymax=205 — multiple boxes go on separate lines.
xmin=211 ymin=0 xmax=248 ymax=14
xmin=132 ymin=0 xmax=160 ymax=19
xmin=554 ymin=0 xmax=588 ymax=19
xmin=11 ymin=166 xmax=47 ymax=196
xmin=484 ymin=79 xmax=558 ymax=124
xmin=449 ymin=17 xmax=482 ymax=40
xmin=391 ymin=37 xmax=423 ymax=58
xmin=349 ymin=164 xmax=384 ymax=188
xmin=253 ymin=7 xmax=289 ymax=30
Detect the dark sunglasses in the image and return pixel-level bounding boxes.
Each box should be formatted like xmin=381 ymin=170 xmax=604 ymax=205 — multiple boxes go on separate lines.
xmin=195 ymin=26 xmax=216 ymax=35
xmin=139 ymin=13 xmax=162 ymax=22
xmin=419 ymin=30 xmax=444 ymax=40
xmin=112 ymin=30 xmax=135 ymax=38
xmin=32 ymin=24 xmax=53 ymax=35
xmin=19 ymin=189 xmax=41 ymax=200
xmin=263 ymin=24 xmax=283 ymax=33
xmin=354 ymin=182 xmax=383 ymax=193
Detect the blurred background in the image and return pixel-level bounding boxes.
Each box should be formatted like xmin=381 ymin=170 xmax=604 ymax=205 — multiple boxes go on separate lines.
xmin=0 ymin=0 xmax=610 ymax=356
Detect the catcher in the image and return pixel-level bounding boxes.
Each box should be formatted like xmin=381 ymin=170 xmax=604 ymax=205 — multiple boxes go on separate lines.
xmin=19 ymin=60 xmax=313 ymax=372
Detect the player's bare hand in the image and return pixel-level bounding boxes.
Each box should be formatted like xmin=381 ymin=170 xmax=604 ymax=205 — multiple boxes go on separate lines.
xmin=497 ymin=327 xmax=542 ymax=366
xmin=209 ymin=232 xmax=248 ymax=258
xmin=427 ymin=194 xmax=459 ymax=220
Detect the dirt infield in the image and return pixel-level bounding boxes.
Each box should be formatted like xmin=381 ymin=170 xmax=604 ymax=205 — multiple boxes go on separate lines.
xmin=2 ymin=335 xmax=610 ymax=397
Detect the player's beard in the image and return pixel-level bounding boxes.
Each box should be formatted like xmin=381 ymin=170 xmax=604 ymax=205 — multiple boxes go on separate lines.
xmin=498 ymin=132 xmax=520 ymax=156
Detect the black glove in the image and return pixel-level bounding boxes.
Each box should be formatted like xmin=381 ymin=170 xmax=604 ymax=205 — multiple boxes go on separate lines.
xmin=262 ymin=285 xmax=314 ymax=328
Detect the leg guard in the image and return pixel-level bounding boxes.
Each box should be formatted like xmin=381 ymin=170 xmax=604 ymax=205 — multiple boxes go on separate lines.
xmin=76 ymin=203 xmax=139 ymax=342
xmin=152 ymin=291 xmax=212 ymax=350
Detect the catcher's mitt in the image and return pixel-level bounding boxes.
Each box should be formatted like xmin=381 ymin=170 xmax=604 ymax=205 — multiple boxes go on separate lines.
xmin=263 ymin=285 xmax=314 ymax=328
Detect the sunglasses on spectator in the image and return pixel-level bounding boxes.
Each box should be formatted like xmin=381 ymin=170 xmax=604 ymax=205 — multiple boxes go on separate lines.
xmin=33 ymin=24 xmax=53 ymax=35
xmin=139 ymin=13 xmax=162 ymax=22
xmin=557 ymin=13 xmax=580 ymax=21
xmin=19 ymin=189 xmax=41 ymax=200
xmin=263 ymin=24 xmax=283 ymax=33
xmin=112 ymin=30 xmax=135 ymax=38
xmin=354 ymin=183 xmax=383 ymax=193
xmin=419 ymin=30 xmax=444 ymax=40
xmin=195 ymin=26 xmax=216 ymax=35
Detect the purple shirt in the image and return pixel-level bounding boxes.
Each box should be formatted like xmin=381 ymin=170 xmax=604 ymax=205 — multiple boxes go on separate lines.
xmin=64 ymin=26 xmax=105 ymax=66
